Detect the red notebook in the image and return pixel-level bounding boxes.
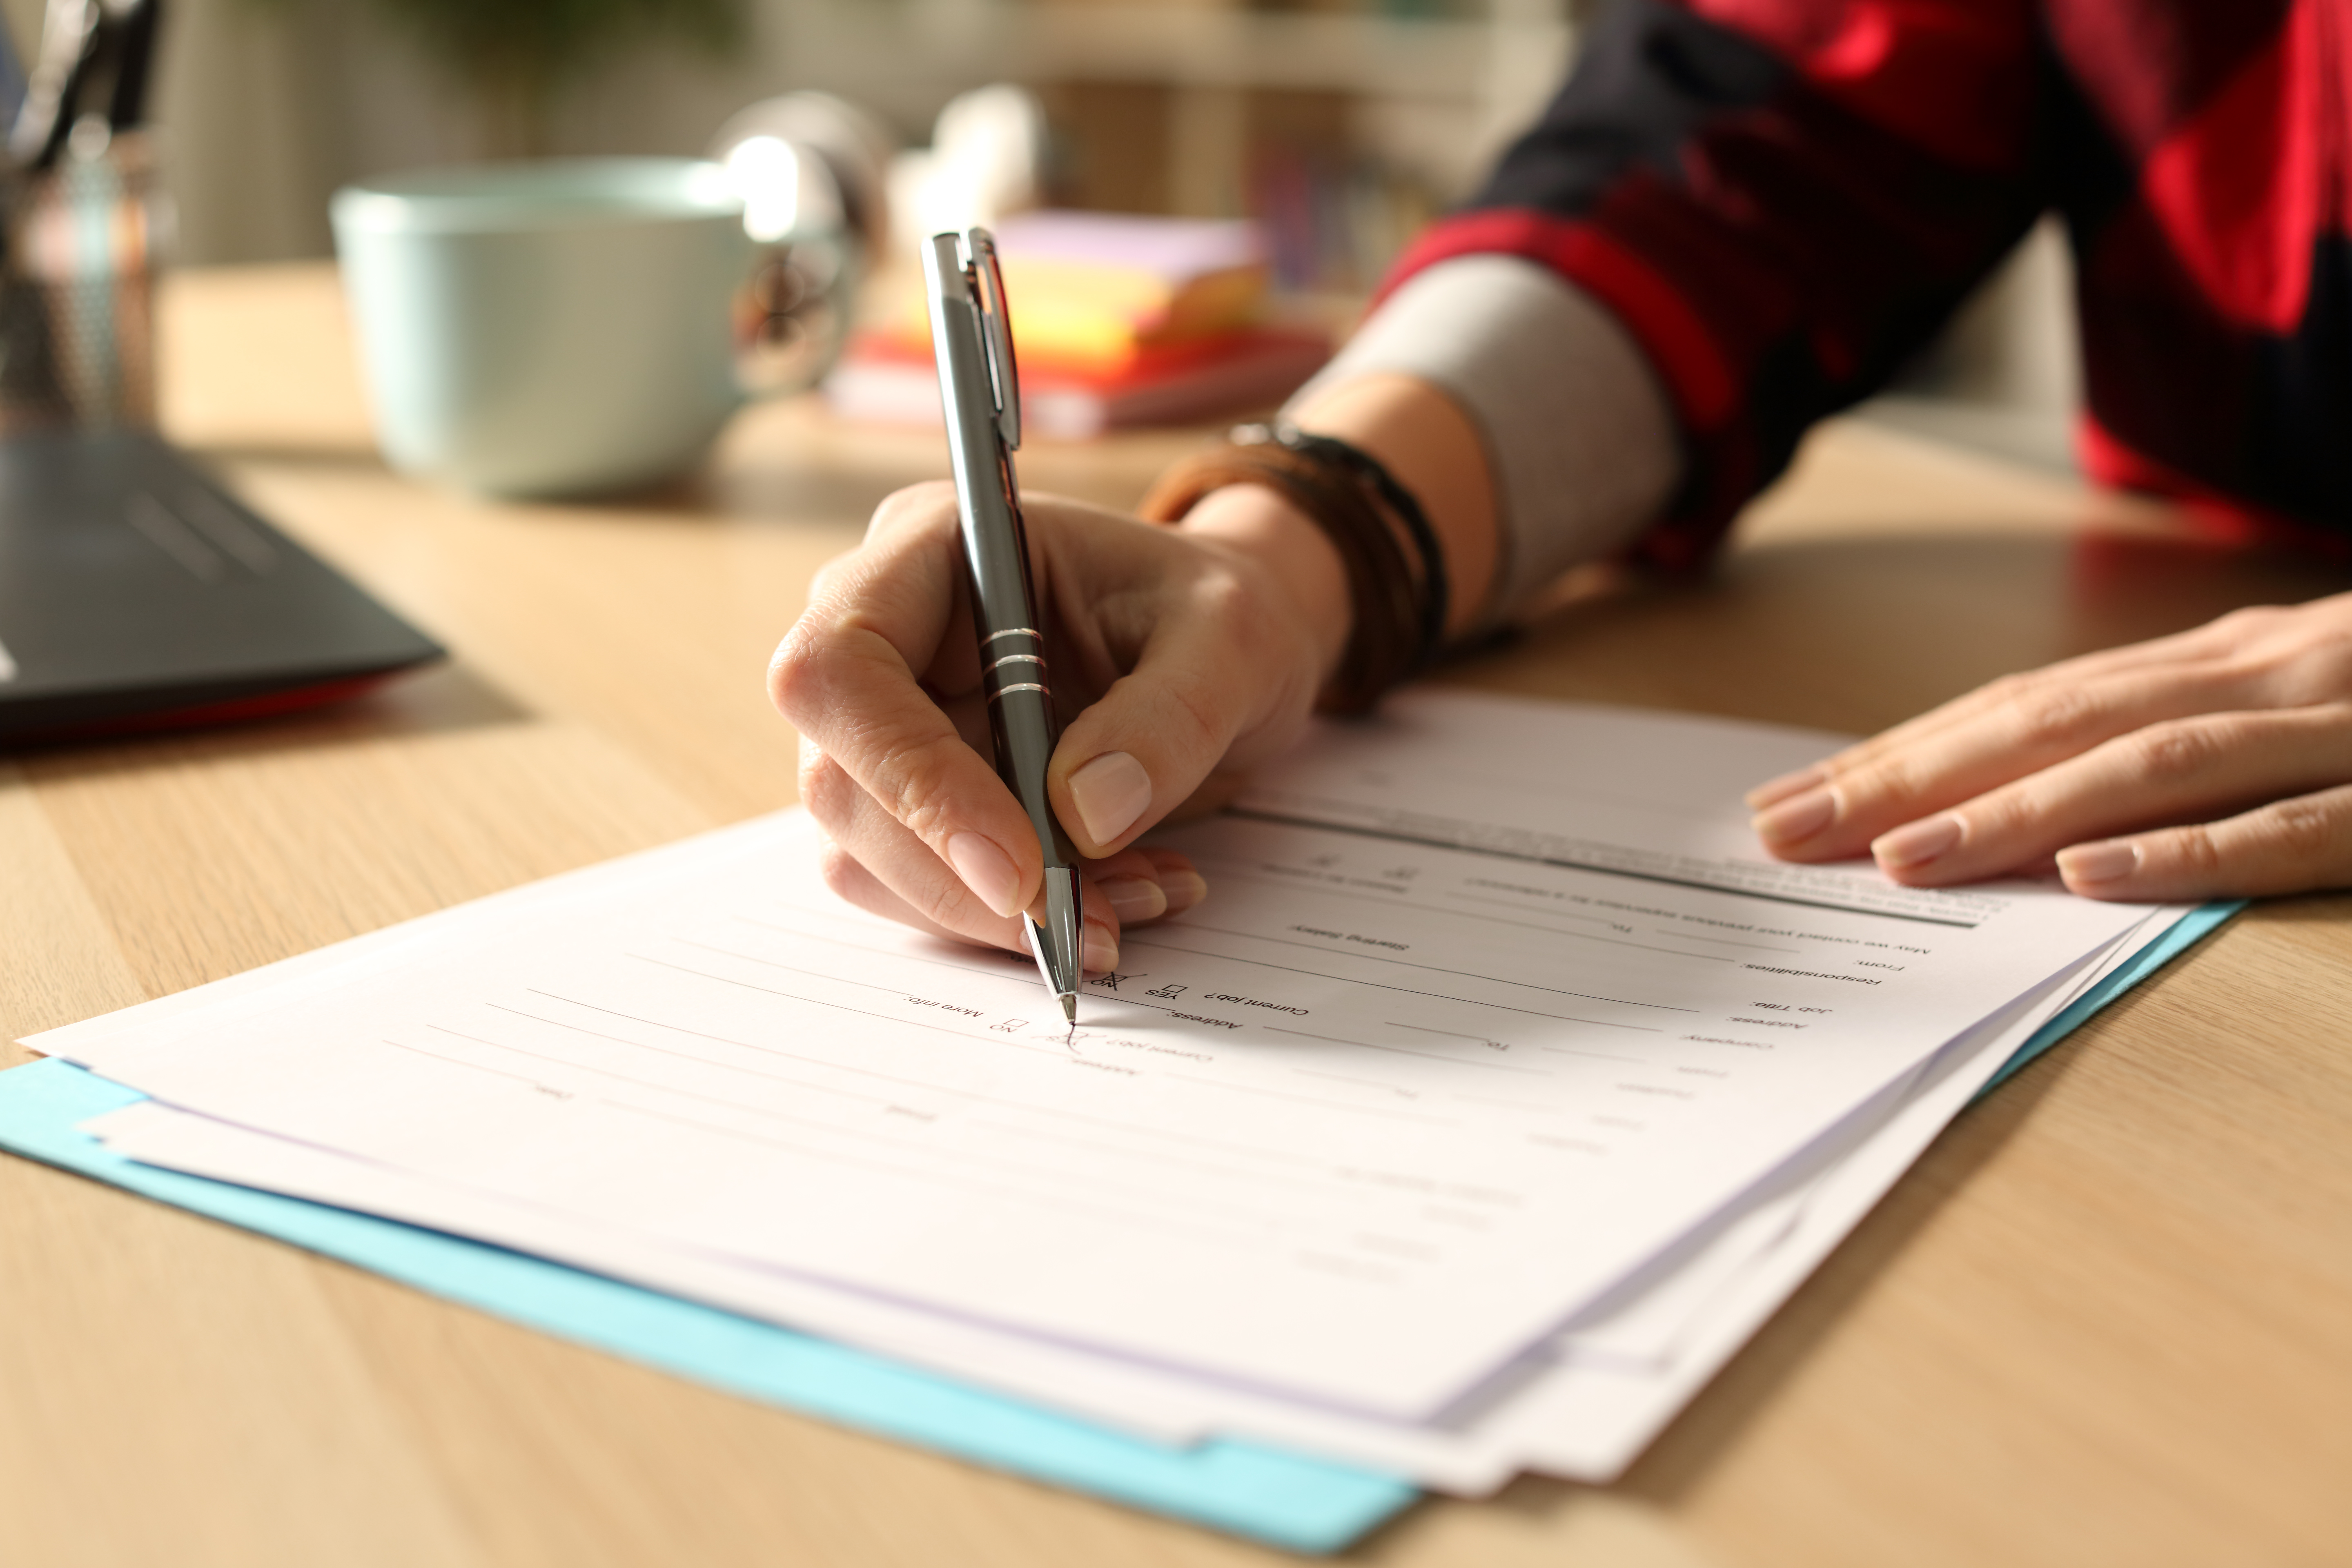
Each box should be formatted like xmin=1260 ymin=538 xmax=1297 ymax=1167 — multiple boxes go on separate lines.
xmin=824 ymin=328 xmax=1332 ymax=441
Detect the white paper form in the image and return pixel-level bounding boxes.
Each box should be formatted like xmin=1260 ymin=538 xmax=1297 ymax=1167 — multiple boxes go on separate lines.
xmin=30 ymin=694 xmax=2161 ymax=1421
xmin=1547 ymin=903 xmax=2178 ymax=1372
xmin=82 ymin=908 xmax=2176 ymax=1494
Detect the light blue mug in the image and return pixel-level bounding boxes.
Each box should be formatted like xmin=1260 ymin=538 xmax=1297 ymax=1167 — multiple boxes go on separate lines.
xmin=332 ymin=158 xmax=757 ymax=498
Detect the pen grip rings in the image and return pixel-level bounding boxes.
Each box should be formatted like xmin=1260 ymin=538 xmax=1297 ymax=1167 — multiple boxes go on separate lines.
xmin=980 ymin=628 xmax=1052 ymax=706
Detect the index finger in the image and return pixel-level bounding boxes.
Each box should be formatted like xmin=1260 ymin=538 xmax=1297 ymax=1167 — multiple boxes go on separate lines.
xmin=1746 ymin=616 xmax=2259 ymax=810
xmin=770 ymin=483 xmax=1046 ymax=919
xmin=1752 ymin=661 xmax=2258 ymax=863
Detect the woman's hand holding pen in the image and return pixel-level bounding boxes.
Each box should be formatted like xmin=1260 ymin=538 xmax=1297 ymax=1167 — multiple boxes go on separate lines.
xmin=778 ymin=352 xmax=2352 ymax=934
xmin=770 ymin=480 xmax=1351 ymax=969
xmin=772 ymin=374 xmax=1495 ymax=967
xmin=1748 ymin=593 xmax=2352 ymax=900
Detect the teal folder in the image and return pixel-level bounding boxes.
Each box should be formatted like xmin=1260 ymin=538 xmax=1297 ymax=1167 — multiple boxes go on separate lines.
xmin=0 ymin=902 xmax=2236 ymax=1551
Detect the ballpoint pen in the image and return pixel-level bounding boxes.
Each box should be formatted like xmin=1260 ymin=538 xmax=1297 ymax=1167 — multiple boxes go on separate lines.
xmin=923 ymin=227 xmax=1085 ymax=1025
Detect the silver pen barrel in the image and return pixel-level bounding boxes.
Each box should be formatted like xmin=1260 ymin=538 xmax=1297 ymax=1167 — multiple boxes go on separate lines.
xmin=924 ymin=230 xmax=1086 ymax=1020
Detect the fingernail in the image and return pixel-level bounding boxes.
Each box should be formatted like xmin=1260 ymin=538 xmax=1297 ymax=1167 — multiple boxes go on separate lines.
xmin=1873 ymin=814 xmax=1964 ymax=870
xmin=1068 ymin=751 xmax=1153 ymax=848
xmin=1099 ymin=875 xmax=1167 ymax=924
xmin=1745 ymin=766 xmax=1825 ymax=811
xmin=945 ymin=831 xmax=1022 ymax=917
xmin=1083 ymin=927 xmax=1119 ymax=973
xmin=1753 ymin=788 xmax=1835 ymax=845
xmin=1159 ymin=867 xmax=1208 ymax=914
xmin=2058 ymin=840 xmax=2139 ymax=886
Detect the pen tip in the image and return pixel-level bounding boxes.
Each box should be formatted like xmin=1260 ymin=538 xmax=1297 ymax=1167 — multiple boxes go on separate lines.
xmin=1060 ymin=994 xmax=1077 ymax=1024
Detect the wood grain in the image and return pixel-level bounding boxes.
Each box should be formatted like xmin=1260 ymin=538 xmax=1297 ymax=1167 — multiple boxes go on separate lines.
xmin=4 ymin=264 xmax=2348 ymax=1567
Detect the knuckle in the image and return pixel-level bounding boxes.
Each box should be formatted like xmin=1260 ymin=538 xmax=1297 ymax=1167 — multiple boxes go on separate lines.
xmin=2167 ymin=823 xmax=2227 ymax=878
xmin=816 ymin=839 xmax=869 ymax=904
xmin=2000 ymin=682 xmax=2106 ymax=753
xmin=1189 ymin=561 xmax=1258 ymax=632
xmin=2213 ymin=603 xmax=2292 ymax=641
xmin=1977 ymin=670 xmax=2048 ymax=714
xmin=1980 ymin=670 xmax=2034 ymax=702
xmin=1839 ymin=753 xmax=1927 ymax=814
xmin=865 ymin=729 xmax=980 ymax=841
xmin=1962 ymin=787 xmax=2036 ymax=840
xmin=2255 ymin=795 xmax=2342 ymax=862
xmin=867 ymin=480 xmax=958 ymax=539
xmin=909 ymin=864 xmax=981 ymax=933
xmin=2243 ymin=627 xmax=2352 ymax=704
xmin=767 ymin=644 xmax=811 ymax=719
xmin=799 ymin=751 xmax=862 ymax=827
xmin=1158 ymin=669 xmax=1229 ymax=758
xmin=2124 ymin=718 xmax=2228 ymax=784
xmin=767 ymin=613 xmax=846 ymax=723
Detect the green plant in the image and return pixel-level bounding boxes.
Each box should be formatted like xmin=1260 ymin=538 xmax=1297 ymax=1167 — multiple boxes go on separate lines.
xmin=285 ymin=0 xmax=749 ymax=156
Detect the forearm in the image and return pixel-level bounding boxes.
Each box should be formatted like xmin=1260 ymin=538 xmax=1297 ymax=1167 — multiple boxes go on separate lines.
xmin=1282 ymin=255 xmax=1682 ymax=624
xmin=1173 ymin=254 xmax=1682 ymax=684
xmin=1171 ymin=372 xmax=1496 ymax=677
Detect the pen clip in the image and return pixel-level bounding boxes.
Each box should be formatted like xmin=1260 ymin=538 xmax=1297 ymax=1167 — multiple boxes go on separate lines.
xmin=967 ymin=228 xmax=1021 ymax=451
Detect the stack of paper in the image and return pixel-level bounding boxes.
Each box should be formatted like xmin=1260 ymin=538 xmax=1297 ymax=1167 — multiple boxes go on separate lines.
xmin=16 ymin=693 xmax=2201 ymax=1518
xmin=825 ymin=211 xmax=1330 ymax=439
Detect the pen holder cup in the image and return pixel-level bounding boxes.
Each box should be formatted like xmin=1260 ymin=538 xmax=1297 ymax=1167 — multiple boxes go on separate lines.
xmin=0 ymin=128 xmax=169 ymax=434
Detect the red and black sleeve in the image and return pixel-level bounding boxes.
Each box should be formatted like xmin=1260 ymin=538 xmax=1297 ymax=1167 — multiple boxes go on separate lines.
xmin=1388 ymin=0 xmax=2048 ymax=568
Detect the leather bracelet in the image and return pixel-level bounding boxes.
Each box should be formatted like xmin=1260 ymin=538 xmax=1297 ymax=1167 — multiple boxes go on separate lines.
xmin=1136 ymin=423 xmax=1448 ymax=715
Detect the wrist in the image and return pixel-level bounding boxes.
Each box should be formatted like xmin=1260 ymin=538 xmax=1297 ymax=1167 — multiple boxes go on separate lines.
xmin=1284 ymin=372 xmax=1497 ymax=640
xmin=1174 ymin=482 xmax=1353 ymax=687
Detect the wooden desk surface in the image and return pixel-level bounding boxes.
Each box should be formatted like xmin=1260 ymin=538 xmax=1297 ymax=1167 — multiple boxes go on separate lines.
xmin=4 ymin=264 xmax=2349 ymax=1568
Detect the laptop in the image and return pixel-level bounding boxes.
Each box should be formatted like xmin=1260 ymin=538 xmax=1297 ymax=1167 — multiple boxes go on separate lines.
xmin=0 ymin=430 xmax=443 ymax=744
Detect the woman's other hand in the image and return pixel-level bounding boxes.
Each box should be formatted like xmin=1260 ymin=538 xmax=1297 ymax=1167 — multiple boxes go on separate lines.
xmin=1746 ymin=594 xmax=2352 ymax=900
xmin=770 ymin=481 xmax=1349 ymax=967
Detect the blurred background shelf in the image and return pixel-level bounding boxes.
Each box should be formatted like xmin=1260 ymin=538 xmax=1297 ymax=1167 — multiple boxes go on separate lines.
xmin=2 ymin=0 xmax=2071 ymax=472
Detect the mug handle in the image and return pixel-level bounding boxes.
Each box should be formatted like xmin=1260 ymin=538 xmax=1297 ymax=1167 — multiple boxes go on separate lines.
xmin=722 ymin=125 xmax=877 ymax=403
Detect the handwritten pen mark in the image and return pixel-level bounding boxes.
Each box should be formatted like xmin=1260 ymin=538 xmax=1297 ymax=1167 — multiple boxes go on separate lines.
xmin=1385 ymin=1021 xmax=1641 ymax=1065
xmin=1171 ymin=918 xmax=1690 ymax=1011
xmin=1122 ymin=936 xmax=1665 ymax=1031
xmin=1262 ymin=1026 xmax=1554 ymax=1077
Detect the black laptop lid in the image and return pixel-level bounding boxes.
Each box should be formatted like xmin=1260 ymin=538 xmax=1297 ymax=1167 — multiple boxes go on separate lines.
xmin=0 ymin=430 xmax=443 ymax=742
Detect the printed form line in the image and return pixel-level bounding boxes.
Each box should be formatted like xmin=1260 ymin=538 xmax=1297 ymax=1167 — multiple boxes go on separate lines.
xmin=1223 ymin=807 xmax=1984 ymax=928
xmin=1169 ymin=919 xmax=1697 ymax=1011
xmin=1123 ymin=936 xmax=1667 ymax=1031
xmin=412 ymin=1025 xmax=1308 ymax=1235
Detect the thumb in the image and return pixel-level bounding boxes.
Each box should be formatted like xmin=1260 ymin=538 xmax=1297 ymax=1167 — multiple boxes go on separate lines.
xmin=1047 ymin=590 xmax=1320 ymax=858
